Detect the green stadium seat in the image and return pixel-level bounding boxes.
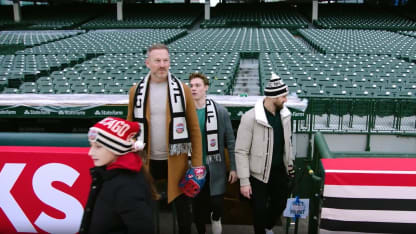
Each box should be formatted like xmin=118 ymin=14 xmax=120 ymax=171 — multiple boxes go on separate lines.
xmin=19 ymin=82 xmax=37 ymax=93
xmin=53 ymin=79 xmax=70 ymax=86
xmin=36 ymin=77 xmax=53 ymax=86
xmin=55 ymin=87 xmax=72 ymax=94
xmin=374 ymin=90 xmax=395 ymax=98
xmin=330 ymin=89 xmax=349 ymax=97
xmin=305 ymin=87 xmax=326 ymax=97
xmin=122 ymin=82 xmax=136 ymax=91
xmin=89 ymin=84 xmax=107 ymax=94
xmin=71 ymin=84 xmax=89 ymax=94
xmin=84 ymin=77 xmax=100 ymax=86
xmin=99 ymin=77 xmax=115 ymax=86
xmin=54 ymin=83 xmax=71 ymax=91
xmin=38 ymin=86 xmax=55 ymax=94
xmin=353 ymin=90 xmax=371 ymax=97
xmin=397 ymin=90 xmax=414 ymax=98
xmin=382 ymin=85 xmax=401 ymax=94
xmin=2 ymin=88 xmax=19 ymax=94
xmin=69 ymin=78 xmax=86 ymax=86
xmin=108 ymin=87 xmax=127 ymax=94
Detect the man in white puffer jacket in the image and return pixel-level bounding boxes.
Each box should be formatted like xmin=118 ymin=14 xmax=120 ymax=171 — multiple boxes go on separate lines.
xmin=235 ymin=72 xmax=295 ymax=234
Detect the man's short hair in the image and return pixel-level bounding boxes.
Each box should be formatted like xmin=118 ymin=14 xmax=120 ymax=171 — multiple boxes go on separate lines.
xmin=189 ymin=72 xmax=209 ymax=86
xmin=147 ymin=43 xmax=169 ymax=56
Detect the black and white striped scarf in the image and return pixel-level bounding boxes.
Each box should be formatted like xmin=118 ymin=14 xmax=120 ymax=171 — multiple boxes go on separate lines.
xmin=133 ymin=72 xmax=191 ymax=156
xmin=205 ymin=99 xmax=221 ymax=163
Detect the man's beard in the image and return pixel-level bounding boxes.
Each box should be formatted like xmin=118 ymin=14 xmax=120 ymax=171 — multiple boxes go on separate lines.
xmin=275 ymin=102 xmax=284 ymax=110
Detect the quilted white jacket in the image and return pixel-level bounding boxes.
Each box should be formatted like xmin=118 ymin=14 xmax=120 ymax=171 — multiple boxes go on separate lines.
xmin=235 ymin=98 xmax=295 ymax=186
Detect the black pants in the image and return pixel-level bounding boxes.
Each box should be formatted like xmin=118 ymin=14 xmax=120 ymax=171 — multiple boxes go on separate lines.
xmin=193 ymin=171 xmax=224 ymax=234
xmin=150 ymin=160 xmax=193 ymax=234
xmin=250 ymin=168 xmax=289 ymax=234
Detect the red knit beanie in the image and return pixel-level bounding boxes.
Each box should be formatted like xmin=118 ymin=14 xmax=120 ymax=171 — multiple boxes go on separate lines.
xmin=88 ymin=117 xmax=140 ymax=155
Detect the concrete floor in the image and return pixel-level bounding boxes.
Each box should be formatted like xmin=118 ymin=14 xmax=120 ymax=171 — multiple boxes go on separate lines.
xmin=157 ymin=209 xmax=309 ymax=234
xmin=155 ymin=181 xmax=309 ymax=234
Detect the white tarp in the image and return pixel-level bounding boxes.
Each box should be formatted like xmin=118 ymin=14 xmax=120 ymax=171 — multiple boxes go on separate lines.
xmin=0 ymin=93 xmax=308 ymax=112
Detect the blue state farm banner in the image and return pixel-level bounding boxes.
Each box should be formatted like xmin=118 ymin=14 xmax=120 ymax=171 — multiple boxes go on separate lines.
xmin=320 ymin=158 xmax=416 ymax=233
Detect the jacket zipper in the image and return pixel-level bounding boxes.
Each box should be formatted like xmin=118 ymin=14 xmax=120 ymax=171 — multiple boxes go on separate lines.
xmin=263 ymin=127 xmax=270 ymax=180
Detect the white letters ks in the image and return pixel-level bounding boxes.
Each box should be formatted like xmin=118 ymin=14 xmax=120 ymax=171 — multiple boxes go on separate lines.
xmin=0 ymin=163 xmax=83 ymax=233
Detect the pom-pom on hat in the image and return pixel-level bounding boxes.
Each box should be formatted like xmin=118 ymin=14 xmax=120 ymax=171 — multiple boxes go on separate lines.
xmin=264 ymin=72 xmax=289 ymax=98
xmin=88 ymin=117 xmax=140 ymax=155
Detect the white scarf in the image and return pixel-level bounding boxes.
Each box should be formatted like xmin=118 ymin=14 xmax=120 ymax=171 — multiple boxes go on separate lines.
xmin=205 ymin=99 xmax=221 ymax=164
xmin=133 ymin=72 xmax=191 ymax=156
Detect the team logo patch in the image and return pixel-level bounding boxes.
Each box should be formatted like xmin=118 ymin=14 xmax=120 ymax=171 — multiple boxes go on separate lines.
xmin=88 ymin=128 xmax=98 ymax=142
xmin=176 ymin=123 xmax=184 ymax=134
xmin=179 ymin=166 xmax=206 ymax=198
xmin=194 ymin=166 xmax=206 ymax=179
xmin=210 ymin=138 xmax=216 ymax=147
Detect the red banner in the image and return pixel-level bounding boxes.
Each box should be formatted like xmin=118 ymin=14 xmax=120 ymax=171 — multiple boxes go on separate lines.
xmin=0 ymin=146 xmax=93 ymax=234
xmin=320 ymin=157 xmax=416 ymax=233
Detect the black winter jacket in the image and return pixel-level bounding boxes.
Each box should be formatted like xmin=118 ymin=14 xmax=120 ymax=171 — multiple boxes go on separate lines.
xmin=79 ymin=166 xmax=154 ymax=234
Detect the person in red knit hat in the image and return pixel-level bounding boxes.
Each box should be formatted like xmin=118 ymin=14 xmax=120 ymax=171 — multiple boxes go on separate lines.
xmin=79 ymin=117 xmax=154 ymax=234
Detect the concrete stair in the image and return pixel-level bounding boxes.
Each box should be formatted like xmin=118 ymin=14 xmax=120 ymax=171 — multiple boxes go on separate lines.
xmin=233 ymin=58 xmax=261 ymax=96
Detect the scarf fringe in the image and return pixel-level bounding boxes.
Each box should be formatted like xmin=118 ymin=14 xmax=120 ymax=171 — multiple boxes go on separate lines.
xmin=169 ymin=143 xmax=192 ymax=156
xmin=206 ymin=153 xmax=222 ymax=164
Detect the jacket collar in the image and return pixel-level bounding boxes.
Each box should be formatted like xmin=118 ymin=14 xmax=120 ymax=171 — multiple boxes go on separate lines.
xmin=107 ymin=152 xmax=142 ymax=172
xmin=254 ymin=98 xmax=291 ymax=127
xmin=89 ymin=153 xmax=142 ymax=182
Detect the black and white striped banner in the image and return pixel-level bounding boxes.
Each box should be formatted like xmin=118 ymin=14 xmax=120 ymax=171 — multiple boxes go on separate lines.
xmin=320 ymin=158 xmax=416 ymax=234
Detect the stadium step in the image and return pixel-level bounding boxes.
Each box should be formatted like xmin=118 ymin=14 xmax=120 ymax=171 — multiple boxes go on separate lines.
xmin=233 ymin=58 xmax=261 ymax=96
xmin=188 ymin=14 xmax=204 ymax=32
xmin=294 ymin=35 xmax=318 ymax=53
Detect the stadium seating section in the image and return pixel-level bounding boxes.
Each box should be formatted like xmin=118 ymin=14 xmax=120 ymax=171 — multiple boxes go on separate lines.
xmin=169 ymin=28 xmax=309 ymax=53
xmin=0 ymin=3 xmax=414 ymax=100
xmin=298 ymin=29 xmax=416 ymax=58
xmin=80 ymin=14 xmax=198 ymax=29
xmin=200 ymin=4 xmax=308 ymax=29
xmin=0 ymin=30 xmax=83 ymax=46
xmin=400 ymin=31 xmax=416 ymax=37
xmin=260 ymin=53 xmax=415 ymax=98
xmin=80 ymin=4 xmax=203 ymax=29
xmin=0 ymin=54 xmax=87 ymax=90
xmin=313 ymin=5 xmax=416 ymax=31
xmin=18 ymin=29 xmax=186 ymax=54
